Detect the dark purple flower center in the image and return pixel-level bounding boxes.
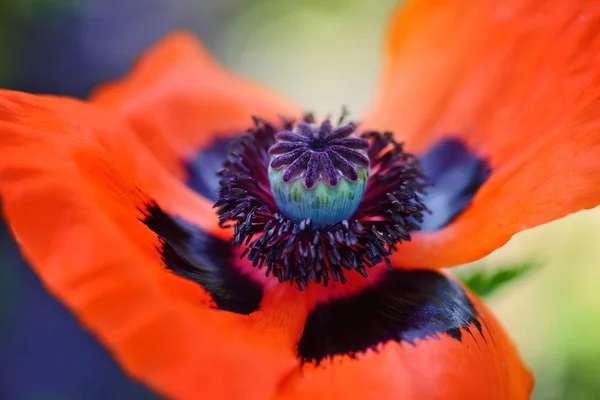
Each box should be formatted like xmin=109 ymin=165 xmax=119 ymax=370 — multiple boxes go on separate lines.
xmin=215 ymin=114 xmax=429 ymax=289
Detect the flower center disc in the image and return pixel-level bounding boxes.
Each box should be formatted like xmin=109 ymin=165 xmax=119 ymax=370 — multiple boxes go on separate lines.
xmin=215 ymin=114 xmax=428 ymax=289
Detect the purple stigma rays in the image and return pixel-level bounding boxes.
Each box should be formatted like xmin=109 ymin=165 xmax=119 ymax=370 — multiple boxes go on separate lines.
xmin=268 ymin=120 xmax=370 ymax=190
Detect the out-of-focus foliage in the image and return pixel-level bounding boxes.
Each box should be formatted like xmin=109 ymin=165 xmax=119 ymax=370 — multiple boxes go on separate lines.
xmin=0 ymin=0 xmax=77 ymax=19
xmin=217 ymin=0 xmax=398 ymax=114
xmin=0 ymin=0 xmax=240 ymax=97
xmin=458 ymin=263 xmax=535 ymax=299
xmin=0 ymin=0 xmax=79 ymax=86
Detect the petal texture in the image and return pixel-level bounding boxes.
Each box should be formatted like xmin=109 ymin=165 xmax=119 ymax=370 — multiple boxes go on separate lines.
xmin=0 ymin=91 xmax=309 ymax=400
xmin=92 ymin=31 xmax=302 ymax=178
xmin=364 ymin=0 xmax=600 ymax=267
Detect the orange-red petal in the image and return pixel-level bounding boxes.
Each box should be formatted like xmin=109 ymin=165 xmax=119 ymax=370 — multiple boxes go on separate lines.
xmin=364 ymin=0 xmax=600 ymax=268
xmin=92 ymin=31 xmax=302 ymax=178
xmin=0 ymin=90 xmax=312 ymax=399
xmin=277 ymin=273 xmax=532 ymax=400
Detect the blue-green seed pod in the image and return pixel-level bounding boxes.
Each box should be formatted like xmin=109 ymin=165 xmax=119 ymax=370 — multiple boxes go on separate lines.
xmin=267 ymin=120 xmax=371 ymax=228
xmin=268 ymin=166 xmax=369 ymax=228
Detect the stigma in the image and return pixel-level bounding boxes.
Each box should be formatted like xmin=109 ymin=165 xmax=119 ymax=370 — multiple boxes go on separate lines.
xmin=267 ymin=120 xmax=370 ymax=228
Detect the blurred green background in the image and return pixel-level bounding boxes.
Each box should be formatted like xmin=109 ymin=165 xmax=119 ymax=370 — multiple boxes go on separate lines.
xmin=1 ymin=0 xmax=599 ymax=399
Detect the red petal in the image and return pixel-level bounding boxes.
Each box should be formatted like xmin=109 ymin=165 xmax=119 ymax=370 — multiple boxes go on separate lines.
xmin=277 ymin=273 xmax=532 ymax=400
xmin=0 ymin=90 xmax=309 ymax=399
xmin=364 ymin=0 xmax=600 ymax=267
xmin=92 ymin=31 xmax=302 ymax=178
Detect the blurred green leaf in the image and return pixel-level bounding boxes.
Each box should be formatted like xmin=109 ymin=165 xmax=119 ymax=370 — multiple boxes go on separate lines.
xmin=0 ymin=0 xmax=81 ymax=86
xmin=0 ymin=0 xmax=79 ymax=22
xmin=458 ymin=263 xmax=535 ymax=299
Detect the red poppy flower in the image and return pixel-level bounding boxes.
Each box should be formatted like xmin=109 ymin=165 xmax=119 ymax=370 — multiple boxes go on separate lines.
xmin=2 ymin=0 xmax=599 ymax=398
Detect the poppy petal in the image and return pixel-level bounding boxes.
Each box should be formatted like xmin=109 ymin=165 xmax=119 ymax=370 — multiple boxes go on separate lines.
xmin=364 ymin=0 xmax=600 ymax=267
xmin=281 ymin=270 xmax=532 ymax=399
xmin=0 ymin=91 xmax=311 ymax=399
xmin=91 ymin=31 xmax=302 ymax=179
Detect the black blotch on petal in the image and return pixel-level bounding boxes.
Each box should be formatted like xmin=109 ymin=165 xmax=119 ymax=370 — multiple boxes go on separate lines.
xmin=419 ymin=137 xmax=491 ymax=231
xmin=142 ymin=203 xmax=262 ymax=315
xmin=297 ymin=269 xmax=482 ymax=364
xmin=185 ymin=137 xmax=233 ymax=201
